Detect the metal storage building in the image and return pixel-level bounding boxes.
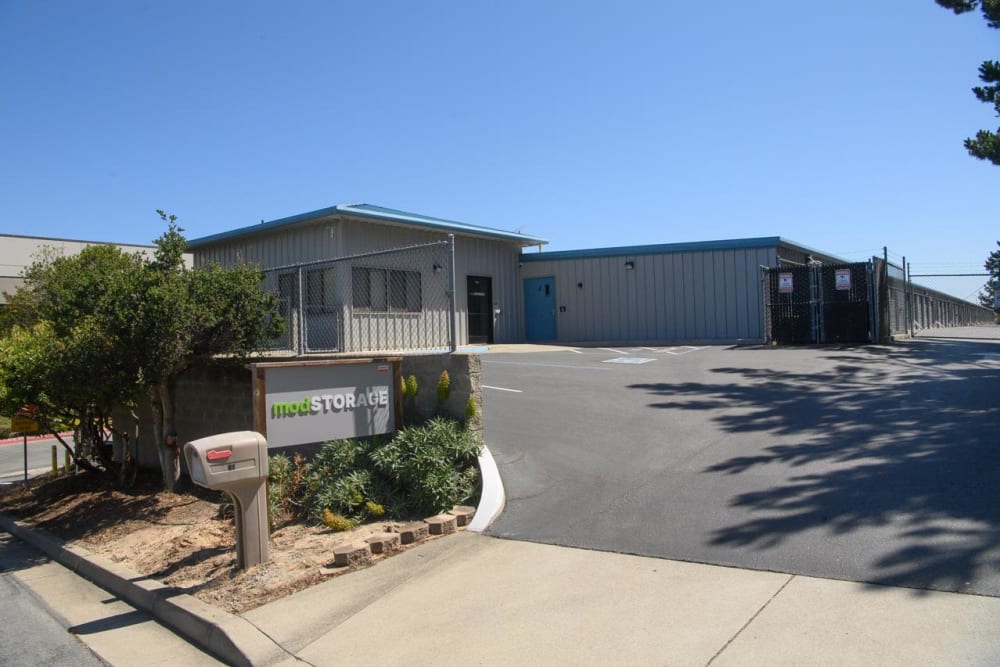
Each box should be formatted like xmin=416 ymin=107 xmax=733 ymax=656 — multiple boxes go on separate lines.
xmin=188 ymin=204 xmax=991 ymax=351
xmin=518 ymin=237 xmax=846 ymax=345
xmin=188 ymin=204 xmax=547 ymax=352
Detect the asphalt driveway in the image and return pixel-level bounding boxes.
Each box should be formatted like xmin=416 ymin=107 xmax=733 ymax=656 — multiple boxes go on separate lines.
xmin=481 ymin=327 xmax=1000 ymax=596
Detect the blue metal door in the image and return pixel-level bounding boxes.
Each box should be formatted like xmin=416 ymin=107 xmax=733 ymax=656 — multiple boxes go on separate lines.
xmin=524 ymin=276 xmax=557 ymax=341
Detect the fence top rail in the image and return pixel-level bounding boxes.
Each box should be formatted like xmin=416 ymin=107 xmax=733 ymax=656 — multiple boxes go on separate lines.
xmin=250 ymin=357 xmax=403 ymax=369
xmin=262 ymin=240 xmax=450 ymax=273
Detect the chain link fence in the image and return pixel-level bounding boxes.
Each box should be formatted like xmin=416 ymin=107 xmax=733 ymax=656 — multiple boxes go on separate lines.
xmin=884 ymin=261 xmax=907 ymax=335
xmin=260 ymin=240 xmax=456 ymax=354
xmin=763 ymin=262 xmax=875 ymax=344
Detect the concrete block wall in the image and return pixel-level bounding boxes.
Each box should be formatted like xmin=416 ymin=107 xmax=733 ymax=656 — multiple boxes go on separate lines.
xmin=115 ymin=354 xmax=482 ymax=471
xmin=112 ymin=362 xmax=254 ymax=469
xmin=400 ymin=353 xmax=482 ymax=432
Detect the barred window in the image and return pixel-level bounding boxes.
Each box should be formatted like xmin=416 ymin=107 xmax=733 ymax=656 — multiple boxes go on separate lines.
xmin=306 ymin=267 xmax=336 ymax=313
xmin=353 ymin=267 xmax=421 ymax=312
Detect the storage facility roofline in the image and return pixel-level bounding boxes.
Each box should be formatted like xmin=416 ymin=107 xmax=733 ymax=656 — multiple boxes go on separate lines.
xmin=0 ymin=232 xmax=155 ymax=248
xmin=187 ymin=203 xmax=548 ymax=248
xmin=520 ymin=237 xmax=784 ymax=262
xmin=520 ymin=236 xmax=854 ymax=264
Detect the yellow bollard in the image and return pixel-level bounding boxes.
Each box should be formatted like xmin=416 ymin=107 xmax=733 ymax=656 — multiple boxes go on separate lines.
xmin=51 ymin=445 xmax=58 ymax=476
xmin=64 ymin=449 xmax=72 ymax=475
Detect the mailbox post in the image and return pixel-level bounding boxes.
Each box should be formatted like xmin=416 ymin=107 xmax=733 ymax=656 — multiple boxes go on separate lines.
xmin=184 ymin=431 xmax=270 ymax=569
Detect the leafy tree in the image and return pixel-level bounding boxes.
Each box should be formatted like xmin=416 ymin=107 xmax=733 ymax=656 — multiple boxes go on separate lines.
xmin=936 ymin=0 xmax=1000 ymax=165
xmin=139 ymin=211 xmax=283 ymax=490
xmin=0 ymin=245 xmax=150 ymax=473
xmin=979 ymin=241 xmax=1000 ymax=310
xmin=0 ymin=212 xmax=283 ymax=490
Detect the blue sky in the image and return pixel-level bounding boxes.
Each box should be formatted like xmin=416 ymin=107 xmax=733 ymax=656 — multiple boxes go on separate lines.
xmin=1 ymin=1 xmax=996 ymax=302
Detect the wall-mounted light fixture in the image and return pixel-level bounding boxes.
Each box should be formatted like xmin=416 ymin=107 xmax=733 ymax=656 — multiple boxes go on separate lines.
xmin=624 ymin=261 xmax=635 ymax=270
xmin=577 ymin=282 xmax=584 ymax=289
xmin=433 ymin=263 xmax=443 ymax=274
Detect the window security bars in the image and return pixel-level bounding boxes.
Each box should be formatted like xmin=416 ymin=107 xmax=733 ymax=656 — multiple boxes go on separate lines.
xmin=260 ymin=239 xmax=456 ymax=354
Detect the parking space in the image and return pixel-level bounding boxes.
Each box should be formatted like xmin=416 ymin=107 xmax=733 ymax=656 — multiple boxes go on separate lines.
xmin=481 ymin=330 xmax=1000 ymax=596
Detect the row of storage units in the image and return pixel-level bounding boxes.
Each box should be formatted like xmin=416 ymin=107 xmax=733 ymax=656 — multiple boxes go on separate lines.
xmin=518 ymin=237 xmax=993 ymax=345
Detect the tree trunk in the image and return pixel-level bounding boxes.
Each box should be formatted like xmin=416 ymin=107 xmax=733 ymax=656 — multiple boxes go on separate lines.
xmin=151 ymin=384 xmax=181 ymax=492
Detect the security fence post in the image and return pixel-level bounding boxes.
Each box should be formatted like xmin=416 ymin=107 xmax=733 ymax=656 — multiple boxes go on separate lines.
xmin=902 ymin=256 xmax=909 ymax=337
xmin=447 ymin=234 xmax=458 ymax=353
xmin=297 ymin=266 xmax=305 ymax=354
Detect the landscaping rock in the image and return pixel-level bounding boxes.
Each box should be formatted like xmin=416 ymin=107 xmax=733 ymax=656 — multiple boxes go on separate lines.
xmin=332 ymin=543 xmax=372 ymax=567
xmin=447 ymin=505 xmax=476 ymax=527
xmin=365 ymin=533 xmax=401 ymax=555
xmin=424 ymin=514 xmax=457 ymax=535
xmin=399 ymin=522 xmax=429 ymax=545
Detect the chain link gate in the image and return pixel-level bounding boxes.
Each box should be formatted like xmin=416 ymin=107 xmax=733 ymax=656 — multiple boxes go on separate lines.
xmin=764 ymin=262 xmax=876 ymax=344
xmin=260 ymin=239 xmax=456 ymax=355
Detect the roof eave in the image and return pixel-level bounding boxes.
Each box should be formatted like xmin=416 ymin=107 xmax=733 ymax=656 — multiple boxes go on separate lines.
xmin=188 ymin=204 xmax=547 ymax=249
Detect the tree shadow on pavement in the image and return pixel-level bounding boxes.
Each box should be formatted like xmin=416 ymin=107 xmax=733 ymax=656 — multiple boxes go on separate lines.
xmin=629 ymin=339 xmax=1000 ymax=595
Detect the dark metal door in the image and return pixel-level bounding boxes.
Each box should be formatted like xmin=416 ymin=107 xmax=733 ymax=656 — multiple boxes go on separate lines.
xmin=467 ymin=276 xmax=493 ymax=344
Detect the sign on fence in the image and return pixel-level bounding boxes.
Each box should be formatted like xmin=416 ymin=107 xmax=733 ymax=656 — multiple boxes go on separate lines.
xmin=835 ymin=268 xmax=851 ymax=291
xmin=778 ymin=272 xmax=794 ymax=294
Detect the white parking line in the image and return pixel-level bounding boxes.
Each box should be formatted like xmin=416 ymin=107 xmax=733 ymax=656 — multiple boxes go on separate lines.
xmin=567 ymin=348 xmax=583 ymax=354
xmin=663 ymin=346 xmax=705 ymax=355
xmin=603 ymin=357 xmax=656 ymax=365
xmin=482 ymin=385 xmax=523 ymax=393
xmin=483 ymin=360 xmax=613 ymax=371
xmin=600 ymin=348 xmax=628 ymax=354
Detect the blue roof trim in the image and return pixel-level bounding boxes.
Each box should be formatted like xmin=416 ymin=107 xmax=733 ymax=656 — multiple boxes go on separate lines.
xmin=519 ymin=237 xmax=784 ymax=261
xmin=188 ymin=203 xmax=547 ymax=248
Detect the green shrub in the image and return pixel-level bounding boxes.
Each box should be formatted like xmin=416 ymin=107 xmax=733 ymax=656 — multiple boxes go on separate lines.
xmin=273 ymin=419 xmax=482 ymax=530
xmin=370 ymin=417 xmax=482 ymax=516
xmin=267 ymin=453 xmax=301 ymax=528
xmin=401 ymin=374 xmax=419 ymax=425
xmin=464 ymin=396 xmax=477 ymax=421
xmin=0 ymin=416 xmax=10 ymax=439
xmin=436 ymin=370 xmax=451 ymax=405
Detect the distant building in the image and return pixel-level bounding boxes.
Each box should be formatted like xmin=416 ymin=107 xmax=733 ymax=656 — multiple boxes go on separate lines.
xmin=0 ymin=233 xmax=190 ymax=307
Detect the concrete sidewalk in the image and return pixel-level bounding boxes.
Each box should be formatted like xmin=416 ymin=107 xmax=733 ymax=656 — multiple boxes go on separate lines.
xmin=246 ymin=531 xmax=1000 ymax=666
xmin=0 ymin=532 xmax=221 ymax=666
xmin=4 ymin=517 xmax=999 ymax=665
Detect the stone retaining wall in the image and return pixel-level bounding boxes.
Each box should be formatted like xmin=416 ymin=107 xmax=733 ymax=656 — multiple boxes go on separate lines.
xmin=113 ymin=353 xmax=481 ymax=470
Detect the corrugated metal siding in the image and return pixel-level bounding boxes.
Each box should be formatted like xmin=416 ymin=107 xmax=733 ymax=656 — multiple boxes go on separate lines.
xmin=194 ymin=220 xmax=342 ymax=268
xmin=519 ymin=246 xmax=777 ymax=344
xmin=192 ymin=216 xmax=525 ymax=346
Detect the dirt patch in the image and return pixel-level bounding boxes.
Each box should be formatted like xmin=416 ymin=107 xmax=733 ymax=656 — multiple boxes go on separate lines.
xmin=0 ymin=472 xmax=461 ymax=614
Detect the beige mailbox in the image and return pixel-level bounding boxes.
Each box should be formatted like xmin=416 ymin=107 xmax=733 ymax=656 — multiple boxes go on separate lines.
xmin=184 ymin=431 xmax=270 ymax=569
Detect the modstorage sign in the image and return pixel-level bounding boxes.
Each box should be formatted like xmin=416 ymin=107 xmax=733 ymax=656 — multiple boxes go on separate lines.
xmin=256 ymin=361 xmax=398 ymax=448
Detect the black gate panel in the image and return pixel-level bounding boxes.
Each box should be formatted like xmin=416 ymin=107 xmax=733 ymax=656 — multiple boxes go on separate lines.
xmin=765 ymin=262 xmax=873 ymax=345
xmin=765 ymin=266 xmax=814 ymax=344
xmin=819 ymin=264 xmax=871 ymax=343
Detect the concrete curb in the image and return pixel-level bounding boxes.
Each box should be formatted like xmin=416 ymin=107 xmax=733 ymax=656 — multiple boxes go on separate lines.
xmin=0 ymin=442 xmax=506 ymax=663
xmin=0 ymin=512 xmax=287 ymax=667
xmin=468 ymin=444 xmax=505 ymax=533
